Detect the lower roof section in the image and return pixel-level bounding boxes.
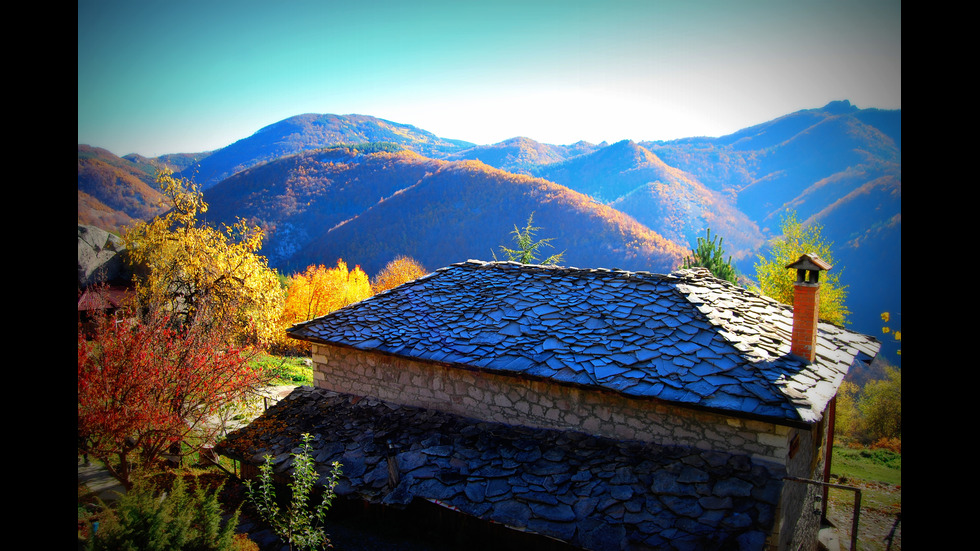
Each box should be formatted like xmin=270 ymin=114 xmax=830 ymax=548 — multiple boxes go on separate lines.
xmin=217 ymin=386 xmax=784 ymax=551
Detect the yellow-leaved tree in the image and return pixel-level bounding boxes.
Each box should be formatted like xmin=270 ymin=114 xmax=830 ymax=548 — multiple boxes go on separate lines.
xmin=281 ymin=259 xmax=373 ymax=326
xmin=124 ymin=168 xmax=285 ymax=346
xmin=754 ymin=211 xmax=850 ymax=326
xmin=371 ymin=255 xmax=428 ymax=295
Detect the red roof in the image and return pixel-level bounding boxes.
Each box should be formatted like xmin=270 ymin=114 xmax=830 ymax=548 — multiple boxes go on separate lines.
xmin=77 ymin=286 xmax=134 ymax=311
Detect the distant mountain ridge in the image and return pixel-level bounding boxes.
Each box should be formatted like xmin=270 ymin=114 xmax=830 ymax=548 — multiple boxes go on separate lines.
xmin=638 ymin=100 xmax=901 ymax=361
xmin=443 ymin=136 xmax=605 ymax=175
xmin=77 ymin=100 xmax=901 ymax=363
xmin=529 ymin=139 xmax=765 ymax=260
xmin=180 ymin=113 xmax=475 ymax=188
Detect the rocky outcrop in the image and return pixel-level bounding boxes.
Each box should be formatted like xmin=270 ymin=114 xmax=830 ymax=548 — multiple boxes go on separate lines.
xmin=77 ymin=224 xmax=133 ymax=288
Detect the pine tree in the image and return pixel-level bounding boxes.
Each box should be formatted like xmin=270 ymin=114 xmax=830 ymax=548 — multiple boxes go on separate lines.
xmin=681 ymin=228 xmax=739 ymax=284
xmin=495 ymin=212 xmax=565 ymax=265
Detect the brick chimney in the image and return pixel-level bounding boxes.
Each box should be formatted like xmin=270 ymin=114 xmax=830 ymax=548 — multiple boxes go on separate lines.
xmin=786 ymin=253 xmax=832 ymax=362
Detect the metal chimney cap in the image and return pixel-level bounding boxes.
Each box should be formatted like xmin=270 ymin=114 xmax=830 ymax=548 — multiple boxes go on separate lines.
xmin=785 ymin=253 xmax=832 ymax=272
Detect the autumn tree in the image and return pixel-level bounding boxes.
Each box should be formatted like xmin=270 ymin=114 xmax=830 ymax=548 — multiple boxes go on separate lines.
xmin=124 ymin=168 xmax=284 ymax=345
xmin=858 ymin=365 xmax=902 ymax=442
xmin=495 ymin=212 xmax=565 ymax=265
xmin=681 ymin=228 xmax=739 ymax=284
xmin=280 ymin=259 xmax=372 ymax=326
xmin=78 ymin=300 xmax=267 ymax=490
xmin=833 ymin=365 xmax=902 ymax=444
xmin=832 ymin=380 xmax=861 ymax=439
xmin=754 ymin=211 xmax=849 ymax=325
xmin=371 ymin=255 xmax=428 ymax=294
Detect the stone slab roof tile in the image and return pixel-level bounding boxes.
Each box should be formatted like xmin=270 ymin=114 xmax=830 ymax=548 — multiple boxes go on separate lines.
xmin=288 ymin=260 xmax=880 ymax=426
xmin=217 ymin=387 xmax=779 ymax=551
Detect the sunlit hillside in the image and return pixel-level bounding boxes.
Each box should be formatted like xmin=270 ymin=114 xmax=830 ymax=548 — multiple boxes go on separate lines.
xmin=534 ymin=140 xmax=764 ymax=260
xmin=202 ymin=148 xmax=687 ymax=277
xmin=293 ymin=158 xmax=688 ymax=276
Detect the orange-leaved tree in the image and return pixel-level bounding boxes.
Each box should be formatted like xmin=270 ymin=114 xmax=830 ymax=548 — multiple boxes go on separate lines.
xmin=371 ymin=255 xmax=428 ymax=295
xmin=277 ymin=260 xmax=372 ymax=354
xmin=78 ymin=297 xmax=267 ymax=489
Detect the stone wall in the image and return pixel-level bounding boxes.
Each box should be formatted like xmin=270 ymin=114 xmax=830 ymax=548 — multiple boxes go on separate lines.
xmin=775 ymin=419 xmax=828 ymax=551
xmin=312 ymin=343 xmax=795 ymax=467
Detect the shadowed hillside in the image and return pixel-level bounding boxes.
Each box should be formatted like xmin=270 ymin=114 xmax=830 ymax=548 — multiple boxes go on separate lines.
xmin=202 ymin=146 xmax=444 ymax=267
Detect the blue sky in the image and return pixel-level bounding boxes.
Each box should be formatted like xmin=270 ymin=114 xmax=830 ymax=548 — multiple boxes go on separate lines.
xmin=78 ymin=0 xmax=901 ymax=158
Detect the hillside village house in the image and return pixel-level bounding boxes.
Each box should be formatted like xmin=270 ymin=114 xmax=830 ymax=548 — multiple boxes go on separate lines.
xmin=217 ymin=256 xmax=879 ymax=551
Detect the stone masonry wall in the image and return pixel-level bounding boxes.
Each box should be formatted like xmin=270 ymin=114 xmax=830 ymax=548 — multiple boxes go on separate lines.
xmin=776 ymin=420 xmax=827 ymax=551
xmin=312 ymin=343 xmax=794 ymax=467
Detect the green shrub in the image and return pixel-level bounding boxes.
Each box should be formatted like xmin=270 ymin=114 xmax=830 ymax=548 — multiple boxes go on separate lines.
xmin=83 ymin=475 xmax=241 ymax=551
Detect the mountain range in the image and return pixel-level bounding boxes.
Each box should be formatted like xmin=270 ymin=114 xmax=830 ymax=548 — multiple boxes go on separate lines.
xmin=77 ymin=100 xmax=901 ymax=363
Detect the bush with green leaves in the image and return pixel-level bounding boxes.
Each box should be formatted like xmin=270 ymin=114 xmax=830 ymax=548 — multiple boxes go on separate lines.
xmin=82 ymin=475 xmax=241 ymax=551
xmin=246 ymin=433 xmax=343 ymax=551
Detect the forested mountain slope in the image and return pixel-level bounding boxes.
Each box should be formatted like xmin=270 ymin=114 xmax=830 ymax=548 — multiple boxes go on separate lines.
xmin=294 ymin=159 xmax=688 ymax=276
xmin=202 ymin=147 xmax=687 ymax=277
xmin=77 ymin=145 xmax=168 ymax=235
xmin=532 ymin=140 xmax=764 ymax=260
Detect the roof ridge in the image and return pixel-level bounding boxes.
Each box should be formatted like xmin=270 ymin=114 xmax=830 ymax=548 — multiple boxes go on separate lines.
xmin=455 ymin=258 xmax=677 ymax=281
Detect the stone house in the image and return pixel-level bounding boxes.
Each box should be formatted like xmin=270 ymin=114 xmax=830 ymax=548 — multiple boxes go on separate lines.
xmin=217 ymin=257 xmax=879 ymax=550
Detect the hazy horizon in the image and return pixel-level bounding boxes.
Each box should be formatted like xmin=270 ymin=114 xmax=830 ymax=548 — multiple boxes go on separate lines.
xmin=78 ymin=0 xmax=901 ymax=158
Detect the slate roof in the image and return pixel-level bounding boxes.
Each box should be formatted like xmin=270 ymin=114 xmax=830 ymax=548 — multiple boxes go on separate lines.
xmin=288 ymin=260 xmax=880 ymax=426
xmin=216 ymin=386 xmax=780 ymax=551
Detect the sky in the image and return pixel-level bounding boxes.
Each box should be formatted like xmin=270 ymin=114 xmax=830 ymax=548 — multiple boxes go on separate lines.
xmin=78 ymin=0 xmax=901 ymax=158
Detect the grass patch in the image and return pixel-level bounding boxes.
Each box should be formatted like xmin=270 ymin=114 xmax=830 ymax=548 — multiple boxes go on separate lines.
xmin=831 ymin=446 xmax=901 ymax=487
xmin=250 ymin=352 xmax=314 ymax=385
xmin=828 ymin=444 xmax=901 ymax=514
